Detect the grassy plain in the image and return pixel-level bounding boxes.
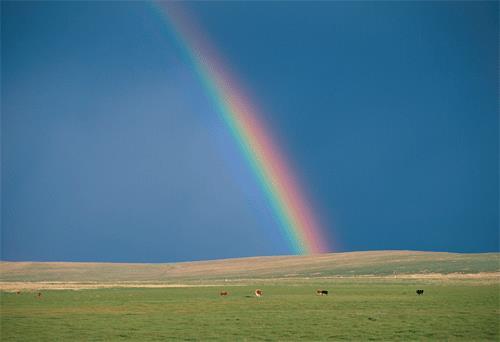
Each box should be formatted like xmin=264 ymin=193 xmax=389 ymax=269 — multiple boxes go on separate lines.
xmin=1 ymin=279 xmax=499 ymax=341
xmin=1 ymin=251 xmax=499 ymax=341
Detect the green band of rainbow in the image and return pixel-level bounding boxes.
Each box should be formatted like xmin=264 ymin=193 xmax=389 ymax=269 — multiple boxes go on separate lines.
xmin=155 ymin=3 xmax=329 ymax=254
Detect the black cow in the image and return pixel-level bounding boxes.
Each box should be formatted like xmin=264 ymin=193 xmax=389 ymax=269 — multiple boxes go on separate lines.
xmin=316 ymin=290 xmax=329 ymax=296
xmin=416 ymin=289 xmax=424 ymax=295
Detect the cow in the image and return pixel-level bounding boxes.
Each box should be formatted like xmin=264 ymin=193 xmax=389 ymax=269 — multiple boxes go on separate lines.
xmin=37 ymin=292 xmax=42 ymax=298
xmin=16 ymin=291 xmax=21 ymax=295
xmin=316 ymin=290 xmax=329 ymax=296
xmin=220 ymin=291 xmax=229 ymax=296
xmin=255 ymin=289 xmax=263 ymax=297
xmin=416 ymin=289 xmax=424 ymax=296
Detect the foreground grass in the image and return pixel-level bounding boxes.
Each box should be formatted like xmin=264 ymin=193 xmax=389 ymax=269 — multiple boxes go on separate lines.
xmin=1 ymin=280 xmax=498 ymax=341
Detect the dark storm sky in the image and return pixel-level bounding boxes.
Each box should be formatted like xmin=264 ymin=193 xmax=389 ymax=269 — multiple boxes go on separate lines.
xmin=1 ymin=1 xmax=498 ymax=262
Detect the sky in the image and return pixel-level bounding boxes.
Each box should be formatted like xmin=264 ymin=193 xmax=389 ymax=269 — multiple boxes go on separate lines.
xmin=1 ymin=1 xmax=498 ymax=262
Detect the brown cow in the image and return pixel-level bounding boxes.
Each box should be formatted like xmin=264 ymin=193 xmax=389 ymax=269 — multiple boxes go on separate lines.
xmin=255 ymin=289 xmax=263 ymax=297
xmin=16 ymin=291 xmax=21 ymax=295
xmin=220 ymin=291 xmax=229 ymax=296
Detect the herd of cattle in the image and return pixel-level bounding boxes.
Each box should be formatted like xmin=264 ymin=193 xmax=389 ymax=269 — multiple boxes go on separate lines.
xmin=16 ymin=289 xmax=425 ymax=297
xmin=219 ymin=289 xmax=329 ymax=297
xmin=219 ymin=289 xmax=425 ymax=297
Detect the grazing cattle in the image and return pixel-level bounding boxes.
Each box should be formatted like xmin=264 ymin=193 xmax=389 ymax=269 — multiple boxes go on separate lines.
xmin=255 ymin=289 xmax=263 ymax=297
xmin=16 ymin=291 xmax=21 ymax=295
xmin=37 ymin=292 xmax=42 ymax=298
xmin=316 ymin=290 xmax=329 ymax=296
xmin=416 ymin=289 xmax=424 ymax=295
xmin=220 ymin=291 xmax=229 ymax=296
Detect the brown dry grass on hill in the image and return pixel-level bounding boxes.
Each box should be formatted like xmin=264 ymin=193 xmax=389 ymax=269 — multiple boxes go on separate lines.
xmin=1 ymin=251 xmax=498 ymax=290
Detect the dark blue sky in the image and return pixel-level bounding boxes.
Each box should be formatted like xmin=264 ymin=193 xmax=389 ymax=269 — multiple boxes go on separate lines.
xmin=1 ymin=1 xmax=498 ymax=262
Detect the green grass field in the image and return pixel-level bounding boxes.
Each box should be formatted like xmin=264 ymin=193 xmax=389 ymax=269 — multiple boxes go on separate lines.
xmin=1 ymin=252 xmax=499 ymax=340
xmin=1 ymin=279 xmax=498 ymax=341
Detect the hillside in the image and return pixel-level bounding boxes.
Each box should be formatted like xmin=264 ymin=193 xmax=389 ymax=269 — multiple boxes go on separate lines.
xmin=1 ymin=251 xmax=498 ymax=283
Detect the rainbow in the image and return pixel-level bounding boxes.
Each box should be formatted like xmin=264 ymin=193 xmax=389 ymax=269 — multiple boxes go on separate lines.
xmin=154 ymin=3 xmax=329 ymax=254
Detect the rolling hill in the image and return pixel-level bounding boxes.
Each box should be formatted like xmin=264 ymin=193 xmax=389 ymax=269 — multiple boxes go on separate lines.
xmin=1 ymin=251 xmax=498 ymax=283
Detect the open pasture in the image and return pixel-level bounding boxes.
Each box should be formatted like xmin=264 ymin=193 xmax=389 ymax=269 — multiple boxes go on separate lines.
xmin=2 ymin=252 xmax=498 ymax=340
xmin=1 ymin=279 xmax=498 ymax=341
